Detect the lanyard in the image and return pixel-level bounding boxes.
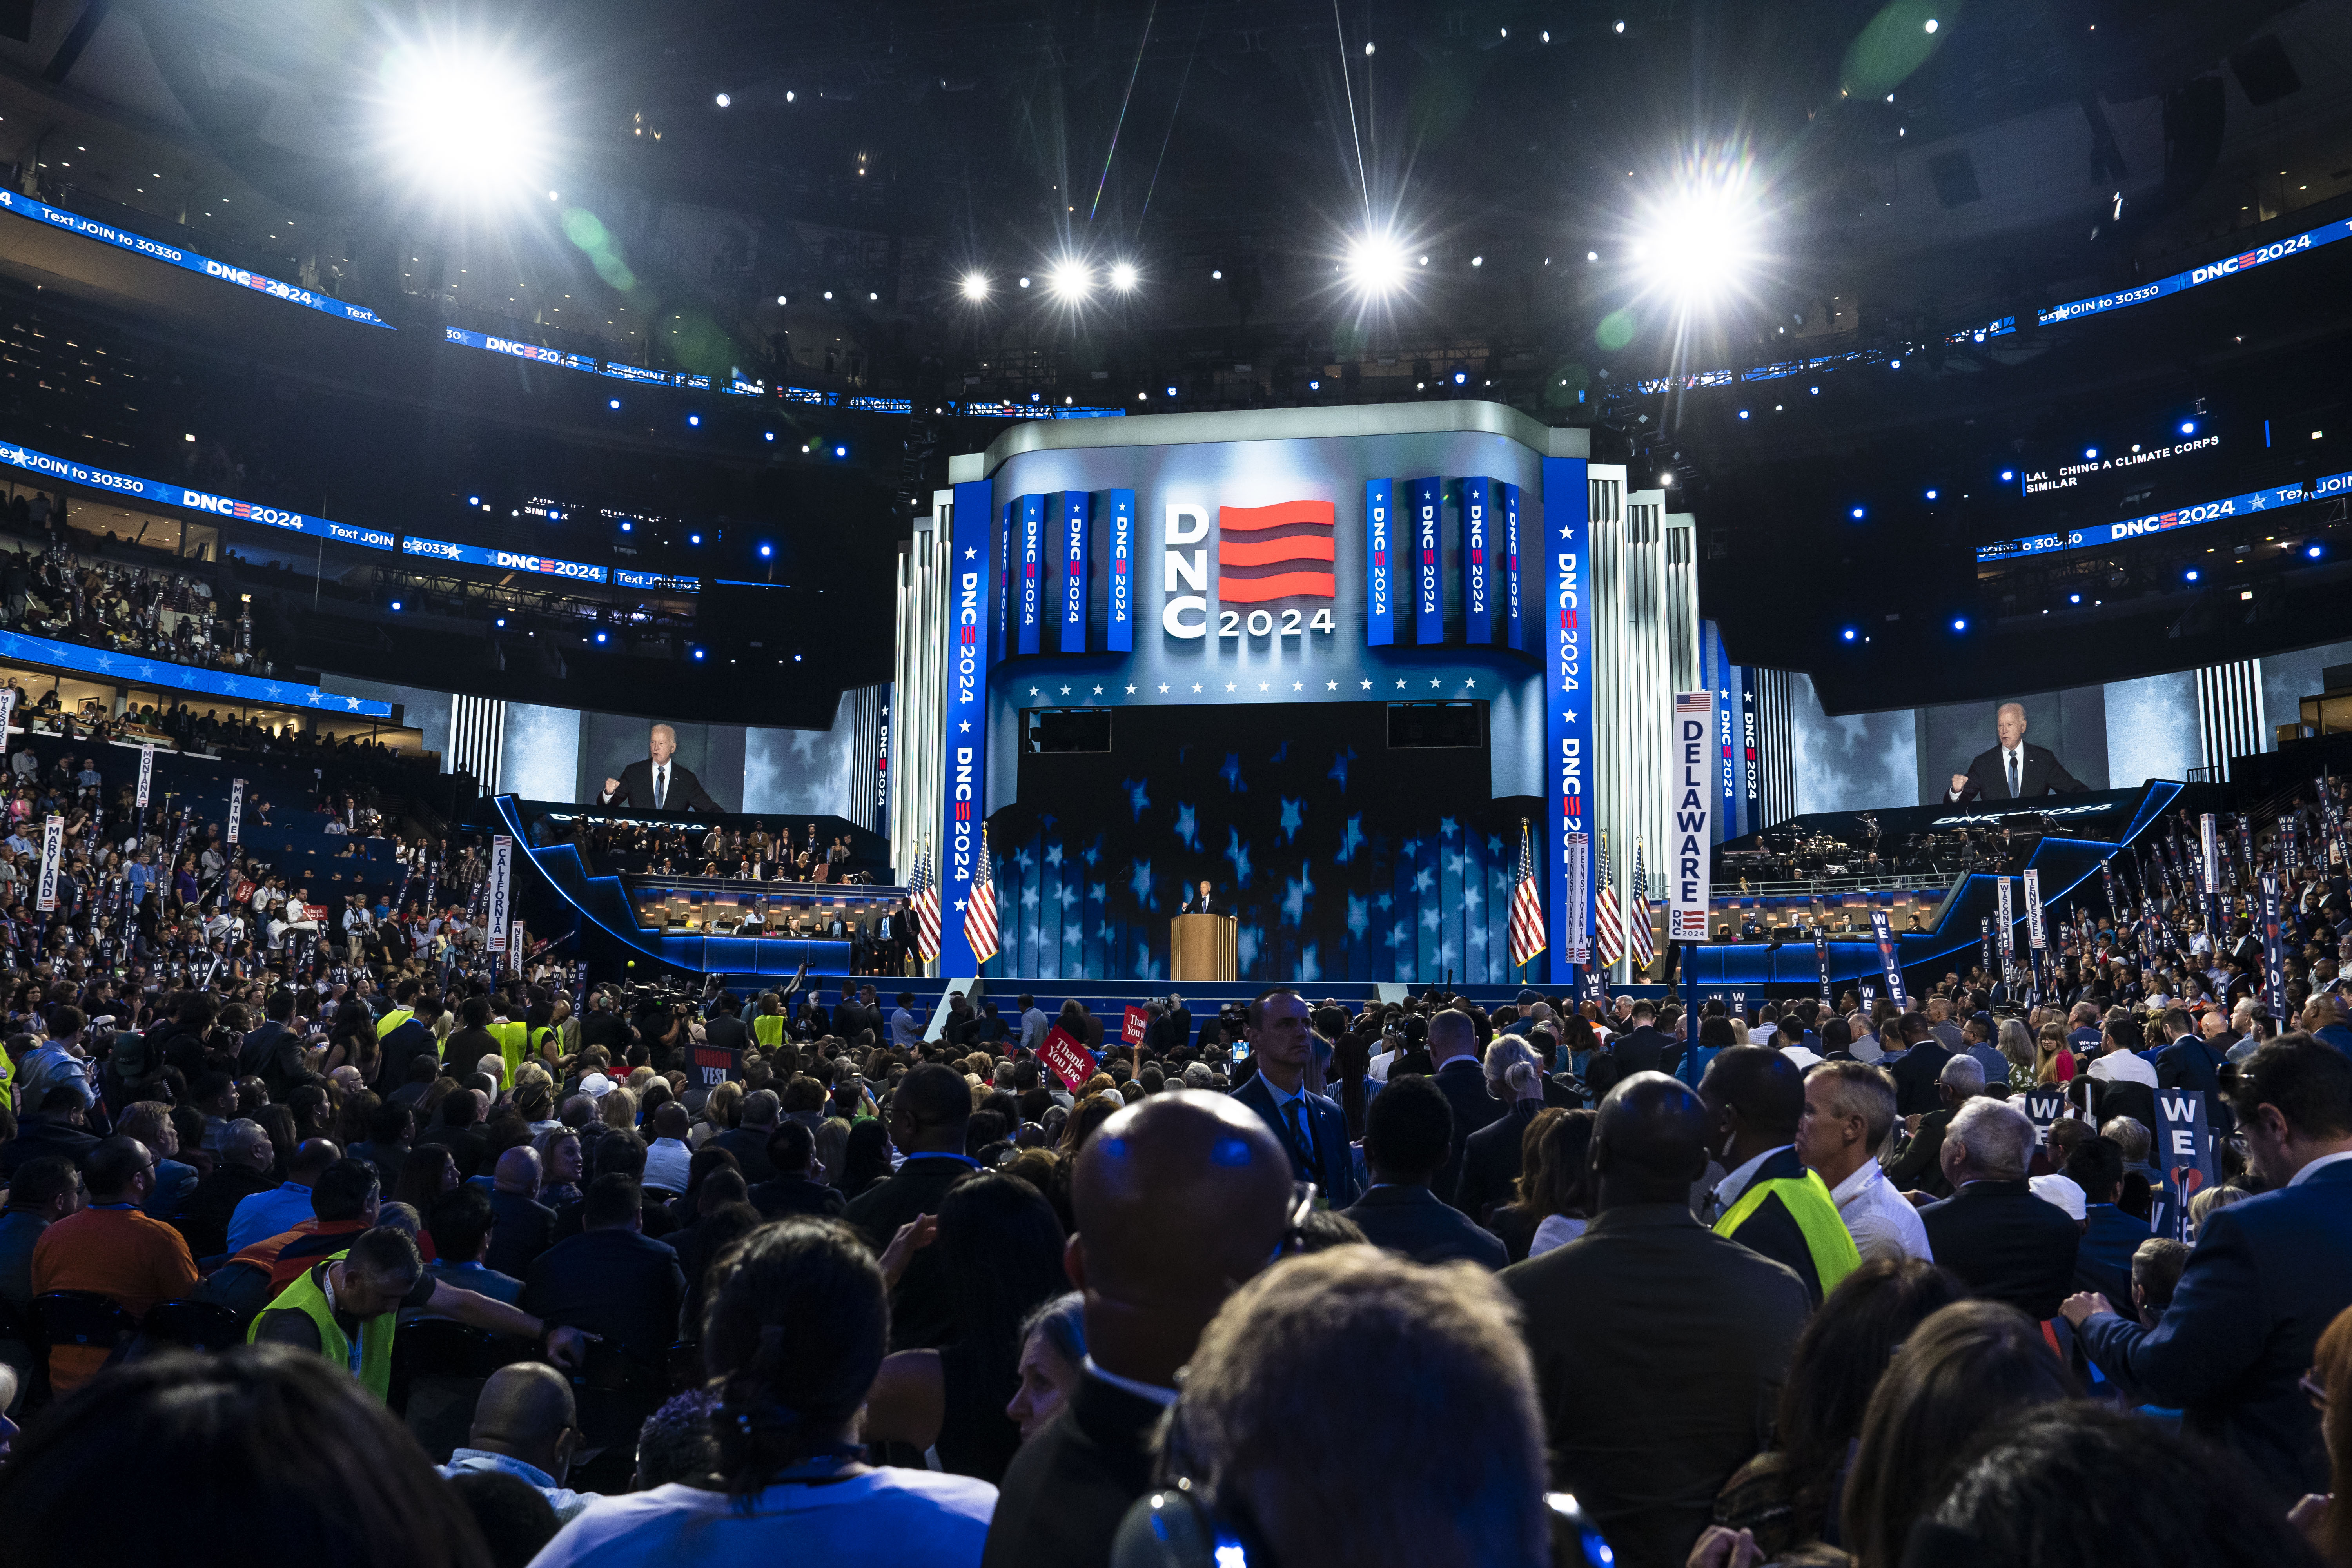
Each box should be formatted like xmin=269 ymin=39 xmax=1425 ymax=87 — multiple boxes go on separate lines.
xmin=902 ymin=1152 xmax=981 ymax=1169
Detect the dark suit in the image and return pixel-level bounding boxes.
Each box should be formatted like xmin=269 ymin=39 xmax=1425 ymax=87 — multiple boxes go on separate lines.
xmin=1428 ymin=1057 xmax=1504 ymax=1212
xmin=1503 ymin=1204 xmax=1811 ymax=1568
xmin=844 ymin=1154 xmax=975 ymax=1350
xmin=238 ymin=1020 xmax=309 ymax=1102
xmin=2074 ymin=1203 xmax=2153 ymax=1305
xmin=174 ymin=1165 xmax=278 ymax=1258
xmin=598 ymin=757 xmax=720 ymax=814
xmin=0 ymin=1115 xmax=98 ymax=1177
xmin=520 ymin=1226 xmax=687 ymax=1449
xmin=1919 ymin=1178 xmax=2082 ymax=1320
xmin=1341 ymin=1183 xmax=1508 ymax=1269
xmin=702 ymin=1012 xmax=750 ymax=1056
xmin=711 ymin=1124 xmax=777 ymax=1183
xmin=1883 ymin=1108 xmax=1955 ymax=1198
xmin=2078 ymin=1161 xmax=2352 ymax=1505
xmin=1887 ymin=1042 xmax=1953 ymax=1117
xmin=982 ymin=1370 xmax=1163 ymax=1568
xmin=1458 ymin=1099 xmax=1541 ymax=1223
xmin=749 ymin=1174 xmax=847 ymax=1221
xmin=1949 ymin=740 xmax=2087 ymax=803
xmin=483 ymin=1189 xmax=557 ymax=1278
xmin=1229 ymin=1074 xmax=1362 ymax=1207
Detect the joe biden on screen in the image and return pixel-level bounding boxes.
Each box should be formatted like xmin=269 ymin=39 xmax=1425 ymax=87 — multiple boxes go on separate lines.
xmin=1944 ymin=702 xmax=2088 ymax=804
xmin=599 ymin=723 xmax=721 ymax=814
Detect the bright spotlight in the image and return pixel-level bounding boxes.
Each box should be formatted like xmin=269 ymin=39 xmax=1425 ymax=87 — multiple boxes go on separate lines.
xmin=2311 ymin=544 xmax=2326 ymax=558
xmin=714 ymin=91 xmax=731 ymax=108
xmin=1851 ymin=507 xmax=1864 ymax=519
xmin=1165 ymin=385 xmax=1178 ymax=397
xmin=1925 ymin=488 xmax=1938 ymax=500
xmin=2085 ymin=447 xmax=2097 ymax=459
xmin=759 ymin=543 xmax=773 ymax=558
xmin=1631 ymin=177 xmax=1762 ymax=307
xmin=1951 ymin=617 xmax=1967 ymax=632
xmin=1109 ymin=261 xmax=1139 ymax=292
xmin=2185 ymin=568 xmax=2200 ymax=581
xmin=1614 ymin=19 xmax=1626 ymax=32
xmin=1344 ymin=232 xmax=1411 ymax=297
xmin=961 ymin=272 xmax=989 ymax=301
xmin=690 ymin=533 xmax=702 ymax=544
xmin=1924 ymin=17 xmax=1938 ymax=31
xmin=2180 ymin=421 xmax=2196 ymax=434
xmin=1841 ymin=628 xmax=1856 ymax=641
xmin=389 ymin=600 xmax=403 ymax=611
xmin=376 ymin=41 xmax=552 ymax=202
xmin=1047 ymin=260 xmax=1093 ymax=298
xmin=2001 ymin=469 xmax=2014 ymax=481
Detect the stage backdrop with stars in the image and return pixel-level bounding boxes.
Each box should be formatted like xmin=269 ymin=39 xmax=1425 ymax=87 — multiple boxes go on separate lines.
xmin=927 ymin=406 xmax=1593 ymax=982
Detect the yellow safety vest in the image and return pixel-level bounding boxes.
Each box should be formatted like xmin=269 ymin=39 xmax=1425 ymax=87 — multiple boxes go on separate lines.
xmin=250 ymin=1253 xmax=395 ymax=1401
xmin=753 ymin=1014 xmax=784 ymax=1048
xmin=1714 ymin=1168 xmax=1862 ymax=1299
xmin=495 ymin=1020 xmax=527 ymax=1087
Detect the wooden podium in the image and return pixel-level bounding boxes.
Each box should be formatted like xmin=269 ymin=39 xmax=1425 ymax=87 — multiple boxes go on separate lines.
xmin=1171 ymin=913 xmax=1237 ymax=982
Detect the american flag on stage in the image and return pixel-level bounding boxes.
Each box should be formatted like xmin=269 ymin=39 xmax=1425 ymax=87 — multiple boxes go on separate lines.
xmin=1628 ymin=838 xmax=1657 ymax=968
xmin=1216 ymin=500 xmax=1338 ymax=603
xmin=964 ymin=823 xmax=1001 ymax=966
xmin=1509 ymin=820 xmax=1546 ymax=968
xmin=1595 ymin=830 xmax=1625 ymax=967
xmin=911 ymin=840 xmax=941 ymax=963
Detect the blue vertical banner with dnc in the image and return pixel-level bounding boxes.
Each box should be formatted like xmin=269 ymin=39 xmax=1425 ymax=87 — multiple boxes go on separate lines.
xmin=938 ymin=479 xmax=996 ymax=976
xmin=1542 ymin=457 xmax=1593 ymax=987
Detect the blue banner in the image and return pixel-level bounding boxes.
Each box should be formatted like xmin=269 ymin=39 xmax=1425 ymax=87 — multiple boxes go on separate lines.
xmin=1502 ymin=482 xmax=1524 ymax=653
xmin=2261 ymin=871 xmax=2288 ymax=1020
xmin=1055 ymin=490 xmax=1089 ymax=654
xmin=1979 ymin=472 xmax=2351 ymax=562
xmin=939 ymin=479 xmax=996 ymax=975
xmin=1462 ymin=477 xmax=1495 ymax=645
xmin=1542 ymin=456 xmax=1592 ymax=984
xmin=1100 ymin=489 xmax=1135 ymax=653
xmin=1364 ymin=478 xmax=1396 ymax=646
xmin=1870 ymin=909 xmax=1909 ymax=1007
xmin=2152 ymin=1088 xmax=2216 ymax=1243
xmin=1015 ymin=495 xmax=1045 ymax=657
xmin=0 ymin=437 xmax=395 ymax=551
xmin=0 ymin=626 xmax=392 ymax=716
xmin=0 ymin=188 xmax=391 ymax=329
xmin=1410 ymin=476 xmax=1444 ymax=645
xmin=1815 ymin=934 xmax=1831 ymax=1004
xmin=995 ymin=500 xmax=1015 ymax=662
xmin=2041 ymin=217 xmax=2352 ymax=327
xmin=400 ymin=535 xmax=608 ymax=583
xmin=600 ymin=362 xmax=706 ymax=388
xmin=442 ymin=325 xmax=598 ymax=374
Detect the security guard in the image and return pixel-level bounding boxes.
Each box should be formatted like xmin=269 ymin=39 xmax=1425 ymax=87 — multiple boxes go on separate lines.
xmin=1698 ymin=1047 xmax=1861 ymax=1306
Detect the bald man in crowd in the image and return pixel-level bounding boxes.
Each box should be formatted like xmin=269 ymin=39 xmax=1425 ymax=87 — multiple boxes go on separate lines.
xmin=982 ymin=1091 xmax=1294 ymax=1568
xmin=441 ymin=1362 xmax=592 ymax=1524
xmin=1503 ymin=1072 xmax=1811 ymax=1568
xmin=1426 ymin=1007 xmax=1504 ymax=1211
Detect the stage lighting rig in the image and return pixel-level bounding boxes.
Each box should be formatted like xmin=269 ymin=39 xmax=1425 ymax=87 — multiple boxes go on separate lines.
xmin=960 ymin=272 xmax=990 ymax=301
xmin=1343 ymin=232 xmax=1411 ymax=298
xmin=1046 ymin=260 xmax=1093 ymax=299
xmin=1629 ymin=176 xmax=1762 ymax=309
xmin=375 ymin=38 xmax=554 ymax=205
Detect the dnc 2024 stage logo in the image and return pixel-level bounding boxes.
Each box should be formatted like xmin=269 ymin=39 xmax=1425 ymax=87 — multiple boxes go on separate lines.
xmin=1159 ymin=500 xmax=1337 ymax=642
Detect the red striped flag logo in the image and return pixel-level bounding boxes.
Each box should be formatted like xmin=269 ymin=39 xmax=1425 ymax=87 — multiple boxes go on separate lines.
xmin=1216 ymin=500 xmax=1336 ymax=604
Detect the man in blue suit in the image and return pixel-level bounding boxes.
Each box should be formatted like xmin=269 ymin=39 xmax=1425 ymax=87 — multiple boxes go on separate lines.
xmin=1230 ymin=987 xmax=1361 ymax=1207
xmin=2065 ymin=1036 xmax=2352 ymax=1506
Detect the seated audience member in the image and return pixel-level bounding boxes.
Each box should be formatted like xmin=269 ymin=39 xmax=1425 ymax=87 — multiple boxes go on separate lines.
xmin=531 ymin=1220 xmax=997 ymax=1567
xmin=1341 ymin=1074 xmax=1508 ymax=1269
xmin=445 ymin=1471 xmax=557 ymax=1568
xmin=30 ymin=1136 xmax=198 ymax=1395
xmin=1003 ymin=1292 xmax=1086 ymax=1445
xmin=1882 ymin=1055 xmax=1986 ymax=1200
xmin=0 ymin=1346 xmax=491 ymax=1566
xmin=1697 ymin=1047 xmax=1860 ymax=1306
xmin=521 ymin=1174 xmax=687 ymax=1479
xmin=1112 ymin=1247 xmax=1553 ymax=1568
xmin=846 ymin=1063 xmax=976 ymax=1352
xmin=227 ymin=1138 xmax=340 ymax=1254
xmin=176 ymin=1117 xmax=277 ymax=1259
xmin=484 ymin=1147 xmax=557 ymax=1279
xmin=1502 ymin=1072 xmax=1811 ymax=1568
xmin=439 ymin=1362 xmax=593 ymax=1524
xmin=714 ymin=1089 xmax=782 ymax=1182
xmin=1795 ymin=1062 xmax=1931 ymax=1264
xmin=985 ymin=1093 xmax=1293 ymax=1568
xmin=264 ymin=1158 xmax=389 ymax=1291
xmin=2062 ymin=1036 xmax=2352 ymax=1509
xmin=1708 ymin=1257 xmax=1964 ymax=1561
xmin=748 ymin=1120 xmax=847 ymax=1220
xmin=420 ymin=1187 xmax=523 ymax=1306
xmin=862 ymin=1172 xmax=1068 ymax=1483
xmin=1833 ymin=1300 xmax=2075 ymax=1568
xmin=2130 ymin=1238 xmax=2190 ymax=1327
xmin=115 ymin=1101 xmax=197 ymax=1219
xmin=2064 ymin=1136 xmax=2152 ymax=1306
xmin=0 ymin=1156 xmax=81 ymax=1313
xmin=1918 ymin=1099 xmax=2080 ymax=1321
xmin=1914 ymin=1405 xmax=2322 ymax=1568
xmin=632 ymin=1390 xmax=719 ymax=1491
xmin=0 ymin=1086 xmax=99 ymax=1175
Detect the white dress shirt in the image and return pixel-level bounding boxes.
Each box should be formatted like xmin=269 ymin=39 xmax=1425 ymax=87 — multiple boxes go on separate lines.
xmin=2290 ymin=1149 xmax=2352 ymax=1188
xmin=2087 ymin=1050 xmax=2158 ymax=1087
xmin=1829 ymin=1159 xmax=1933 ymax=1263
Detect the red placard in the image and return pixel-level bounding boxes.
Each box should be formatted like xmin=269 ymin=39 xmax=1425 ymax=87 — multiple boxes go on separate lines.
xmin=231 ymin=879 xmax=255 ymax=904
xmin=1122 ymin=1006 xmax=1149 ymax=1045
xmin=305 ymin=903 xmax=329 ymax=923
xmin=1038 ymin=1025 xmax=1097 ymax=1093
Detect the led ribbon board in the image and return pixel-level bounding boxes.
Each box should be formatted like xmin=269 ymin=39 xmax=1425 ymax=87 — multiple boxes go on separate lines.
xmin=0 ymin=438 xmax=394 ymax=550
xmin=444 ymin=326 xmax=597 ymax=373
xmin=614 ymin=570 xmax=700 ymax=592
xmin=0 ymin=189 xmax=391 ymax=329
xmin=0 ymin=627 xmax=392 ymax=715
xmin=1976 ymin=468 xmax=2352 ymax=562
xmin=2039 ymin=217 xmax=2352 ymax=326
xmin=401 ymin=534 xmax=609 ymax=583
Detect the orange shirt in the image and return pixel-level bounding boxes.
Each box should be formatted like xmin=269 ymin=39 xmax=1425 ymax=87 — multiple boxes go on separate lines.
xmin=31 ymin=1205 xmax=200 ymax=1392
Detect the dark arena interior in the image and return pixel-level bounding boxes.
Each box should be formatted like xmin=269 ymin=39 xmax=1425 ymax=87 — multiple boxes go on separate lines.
xmin=0 ymin=2 xmax=2347 ymax=1564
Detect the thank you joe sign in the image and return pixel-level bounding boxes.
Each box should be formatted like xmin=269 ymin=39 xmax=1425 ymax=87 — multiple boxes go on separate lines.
xmin=1668 ymin=691 xmax=1715 ymax=940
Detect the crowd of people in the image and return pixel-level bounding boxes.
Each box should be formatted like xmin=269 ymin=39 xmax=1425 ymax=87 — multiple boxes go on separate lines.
xmin=566 ymin=817 xmax=883 ymax=887
xmin=0 ymin=938 xmax=2338 ymax=1568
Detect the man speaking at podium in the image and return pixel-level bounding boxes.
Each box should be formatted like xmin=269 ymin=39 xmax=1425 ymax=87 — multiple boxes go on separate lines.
xmin=598 ymin=722 xmax=720 ymax=814
xmin=1944 ymin=702 xmax=2087 ymax=804
xmin=1180 ymin=879 xmax=1219 ymax=914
